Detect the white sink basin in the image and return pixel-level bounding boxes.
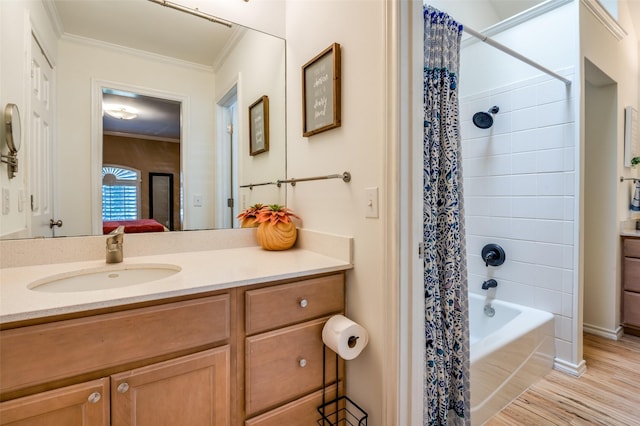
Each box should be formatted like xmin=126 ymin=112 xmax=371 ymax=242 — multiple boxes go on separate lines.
xmin=28 ymin=263 xmax=182 ymax=293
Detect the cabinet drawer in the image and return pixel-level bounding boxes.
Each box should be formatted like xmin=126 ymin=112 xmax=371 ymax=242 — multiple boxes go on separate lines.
xmin=1 ymin=295 xmax=230 ymax=395
xmin=624 ymin=238 xmax=640 ymax=258
xmin=624 ymin=258 xmax=640 ymax=291
xmin=245 ymin=317 xmax=341 ymax=416
xmin=245 ymin=274 xmax=344 ymax=335
xmin=245 ymin=383 xmax=341 ymax=426
xmin=624 ymin=291 xmax=640 ymax=327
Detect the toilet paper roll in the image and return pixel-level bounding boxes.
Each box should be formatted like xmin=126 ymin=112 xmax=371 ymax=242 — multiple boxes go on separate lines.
xmin=322 ymin=315 xmax=369 ymax=360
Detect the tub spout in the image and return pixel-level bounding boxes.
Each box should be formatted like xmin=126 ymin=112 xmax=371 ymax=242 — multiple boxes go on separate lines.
xmin=481 ymin=279 xmax=498 ymax=290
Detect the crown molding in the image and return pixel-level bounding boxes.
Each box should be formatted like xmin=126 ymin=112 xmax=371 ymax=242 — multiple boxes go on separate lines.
xmin=581 ymin=0 xmax=627 ymax=41
xmin=61 ymin=33 xmax=214 ymax=73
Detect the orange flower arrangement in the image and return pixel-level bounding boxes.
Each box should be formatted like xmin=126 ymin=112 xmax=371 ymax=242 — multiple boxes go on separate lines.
xmin=254 ymin=204 xmax=300 ymax=251
xmin=237 ymin=204 xmax=265 ymax=228
xmin=254 ymin=204 xmax=300 ymax=225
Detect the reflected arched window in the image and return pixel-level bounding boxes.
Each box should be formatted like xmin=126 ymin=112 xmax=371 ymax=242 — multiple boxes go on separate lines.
xmin=102 ymin=165 xmax=141 ymax=221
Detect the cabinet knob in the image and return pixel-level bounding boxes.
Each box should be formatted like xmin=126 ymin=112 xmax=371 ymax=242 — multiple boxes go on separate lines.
xmin=117 ymin=382 xmax=130 ymax=394
xmin=87 ymin=392 xmax=101 ymax=404
xmin=299 ymin=298 xmax=308 ymax=308
xmin=298 ymin=358 xmax=307 ymax=368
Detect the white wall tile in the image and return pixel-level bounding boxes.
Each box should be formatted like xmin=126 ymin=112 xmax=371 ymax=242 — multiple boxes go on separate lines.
xmin=538 ymin=173 xmax=565 ymax=196
xmin=534 ymin=265 xmax=563 ymax=290
xmin=537 ymin=149 xmax=565 ymax=173
xmin=512 ymin=152 xmax=538 ymax=174
xmin=534 ymin=288 xmax=562 ymax=314
xmin=511 ymin=175 xmax=537 ymax=196
xmin=555 ymin=338 xmax=572 ymax=361
xmin=461 ymin=73 xmax=576 ymax=349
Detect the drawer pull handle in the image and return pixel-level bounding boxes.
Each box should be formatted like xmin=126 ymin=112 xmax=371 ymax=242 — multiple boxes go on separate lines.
xmin=88 ymin=392 xmax=101 ymax=404
xmin=298 ymin=358 xmax=307 ymax=368
xmin=299 ymin=298 xmax=308 ymax=308
xmin=117 ymin=383 xmax=130 ymax=394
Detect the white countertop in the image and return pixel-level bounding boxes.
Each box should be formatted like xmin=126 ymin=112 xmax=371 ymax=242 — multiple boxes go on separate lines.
xmin=0 ymin=246 xmax=352 ymax=324
xmin=620 ymin=220 xmax=640 ymax=237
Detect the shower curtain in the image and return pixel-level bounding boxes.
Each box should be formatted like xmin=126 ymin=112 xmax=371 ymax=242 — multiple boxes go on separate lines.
xmin=422 ymin=6 xmax=469 ymax=426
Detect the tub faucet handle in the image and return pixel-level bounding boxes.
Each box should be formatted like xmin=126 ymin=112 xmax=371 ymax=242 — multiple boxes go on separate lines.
xmin=482 ymin=279 xmax=498 ymax=290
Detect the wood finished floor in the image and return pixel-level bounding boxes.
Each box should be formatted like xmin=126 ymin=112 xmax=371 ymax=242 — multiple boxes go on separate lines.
xmin=486 ymin=333 xmax=640 ymax=426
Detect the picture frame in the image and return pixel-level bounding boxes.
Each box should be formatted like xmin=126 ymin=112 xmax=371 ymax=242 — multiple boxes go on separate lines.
xmin=302 ymin=43 xmax=341 ymax=137
xmin=249 ymin=95 xmax=269 ymax=156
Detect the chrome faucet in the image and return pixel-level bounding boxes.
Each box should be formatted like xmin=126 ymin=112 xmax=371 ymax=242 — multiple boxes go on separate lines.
xmin=106 ymin=226 xmax=125 ymax=264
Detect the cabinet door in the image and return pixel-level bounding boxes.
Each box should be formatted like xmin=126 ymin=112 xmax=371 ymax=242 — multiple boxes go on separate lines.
xmin=111 ymin=346 xmax=230 ymax=426
xmin=0 ymin=378 xmax=109 ymax=426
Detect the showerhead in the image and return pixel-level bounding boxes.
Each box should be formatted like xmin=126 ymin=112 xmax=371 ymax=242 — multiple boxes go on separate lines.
xmin=472 ymin=105 xmax=500 ymax=129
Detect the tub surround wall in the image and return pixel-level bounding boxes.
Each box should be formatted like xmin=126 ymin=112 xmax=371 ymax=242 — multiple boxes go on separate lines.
xmin=461 ymin=69 xmax=577 ymax=372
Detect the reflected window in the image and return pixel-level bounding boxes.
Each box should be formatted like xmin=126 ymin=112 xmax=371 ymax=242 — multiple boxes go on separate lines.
xmin=102 ymin=165 xmax=141 ymax=221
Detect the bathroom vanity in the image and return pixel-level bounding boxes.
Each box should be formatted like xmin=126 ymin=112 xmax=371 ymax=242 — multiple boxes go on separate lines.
xmin=622 ymin=236 xmax=640 ymax=333
xmin=0 ymin=231 xmax=352 ymax=425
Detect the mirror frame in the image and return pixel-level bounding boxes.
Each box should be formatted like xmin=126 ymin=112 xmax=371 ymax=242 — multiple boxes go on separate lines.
xmin=91 ymin=79 xmax=190 ymax=235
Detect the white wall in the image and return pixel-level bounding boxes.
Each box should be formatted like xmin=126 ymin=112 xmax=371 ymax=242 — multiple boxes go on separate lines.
xmin=580 ymin=1 xmax=639 ymax=336
xmin=0 ymin=0 xmax=57 ymax=238
xmin=215 ymin=29 xmax=286 ymax=214
xmin=285 ymin=1 xmax=387 ymax=423
xmin=56 ymin=39 xmax=216 ymax=236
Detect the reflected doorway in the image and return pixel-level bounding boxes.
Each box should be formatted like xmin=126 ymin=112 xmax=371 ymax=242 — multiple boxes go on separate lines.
xmin=217 ymin=85 xmax=239 ymax=228
xmin=97 ymin=85 xmax=183 ymax=233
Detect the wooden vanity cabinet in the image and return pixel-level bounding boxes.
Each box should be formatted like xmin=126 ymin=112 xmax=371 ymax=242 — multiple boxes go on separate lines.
xmin=0 ymin=292 xmax=233 ymax=426
xmin=0 ymin=271 xmax=347 ymax=426
xmin=242 ymin=273 xmax=345 ymax=424
xmin=623 ymin=237 xmax=640 ymax=331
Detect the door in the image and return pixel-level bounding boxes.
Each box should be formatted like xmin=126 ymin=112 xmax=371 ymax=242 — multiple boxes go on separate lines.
xmin=110 ymin=347 xmax=230 ymax=426
xmin=0 ymin=378 xmax=109 ymax=425
xmin=217 ymin=86 xmax=239 ymax=229
xmin=29 ymin=35 xmax=56 ymax=237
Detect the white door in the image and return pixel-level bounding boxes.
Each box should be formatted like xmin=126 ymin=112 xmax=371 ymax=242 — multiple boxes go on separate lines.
xmin=29 ymin=35 xmax=56 ymax=237
xmin=216 ymin=86 xmax=239 ymax=228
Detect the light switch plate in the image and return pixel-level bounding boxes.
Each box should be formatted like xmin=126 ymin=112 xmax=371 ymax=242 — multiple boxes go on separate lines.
xmin=365 ymin=187 xmax=379 ymax=218
xmin=193 ymin=194 xmax=203 ymax=207
xmin=2 ymin=188 xmax=9 ymax=215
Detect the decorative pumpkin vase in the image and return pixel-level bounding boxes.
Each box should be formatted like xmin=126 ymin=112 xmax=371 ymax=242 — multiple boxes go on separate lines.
xmin=256 ymin=221 xmax=297 ymax=250
xmin=241 ymin=218 xmax=259 ymax=228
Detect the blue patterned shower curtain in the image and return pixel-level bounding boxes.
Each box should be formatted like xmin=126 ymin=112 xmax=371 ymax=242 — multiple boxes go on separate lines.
xmin=423 ymin=6 xmax=470 ymax=426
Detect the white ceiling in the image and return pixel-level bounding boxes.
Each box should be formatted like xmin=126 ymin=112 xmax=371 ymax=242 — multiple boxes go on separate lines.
xmin=52 ymin=0 xmax=243 ymax=140
xmin=52 ymin=0 xmax=238 ymax=67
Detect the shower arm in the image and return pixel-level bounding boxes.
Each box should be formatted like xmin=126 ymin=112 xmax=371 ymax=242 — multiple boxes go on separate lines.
xmin=462 ymin=26 xmax=572 ymax=87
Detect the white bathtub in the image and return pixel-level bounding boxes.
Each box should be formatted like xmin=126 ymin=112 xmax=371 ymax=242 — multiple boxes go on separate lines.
xmin=469 ymin=293 xmax=555 ymax=425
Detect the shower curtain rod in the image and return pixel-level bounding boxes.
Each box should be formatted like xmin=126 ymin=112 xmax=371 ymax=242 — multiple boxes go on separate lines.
xmin=462 ymin=26 xmax=572 ymax=86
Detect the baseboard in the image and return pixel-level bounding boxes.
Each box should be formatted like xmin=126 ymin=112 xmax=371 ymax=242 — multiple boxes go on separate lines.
xmin=554 ymin=358 xmax=586 ymax=377
xmin=583 ymin=323 xmax=623 ymax=340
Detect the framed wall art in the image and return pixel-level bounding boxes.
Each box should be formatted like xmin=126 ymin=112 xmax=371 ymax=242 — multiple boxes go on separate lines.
xmin=302 ymin=43 xmax=341 ymax=137
xmin=249 ymin=95 xmax=269 ymax=156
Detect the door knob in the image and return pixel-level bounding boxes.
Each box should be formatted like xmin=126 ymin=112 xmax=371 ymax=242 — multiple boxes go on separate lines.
xmin=49 ymin=219 xmax=63 ymax=229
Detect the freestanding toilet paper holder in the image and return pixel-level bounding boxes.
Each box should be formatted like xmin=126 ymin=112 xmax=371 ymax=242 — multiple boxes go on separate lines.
xmin=316 ymin=345 xmax=368 ymax=425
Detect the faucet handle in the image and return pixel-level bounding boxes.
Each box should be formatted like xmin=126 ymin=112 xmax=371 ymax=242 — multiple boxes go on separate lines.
xmin=110 ymin=225 xmax=125 ymax=235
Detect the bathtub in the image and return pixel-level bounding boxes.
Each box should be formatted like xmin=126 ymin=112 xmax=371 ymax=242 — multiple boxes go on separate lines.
xmin=469 ymin=293 xmax=555 ymax=425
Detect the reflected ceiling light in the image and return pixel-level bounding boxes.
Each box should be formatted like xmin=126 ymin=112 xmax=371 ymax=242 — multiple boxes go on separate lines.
xmin=104 ymin=105 xmax=138 ymax=120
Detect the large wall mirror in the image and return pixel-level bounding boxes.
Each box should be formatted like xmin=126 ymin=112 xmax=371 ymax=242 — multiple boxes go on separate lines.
xmin=1 ymin=0 xmax=285 ymax=239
